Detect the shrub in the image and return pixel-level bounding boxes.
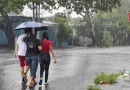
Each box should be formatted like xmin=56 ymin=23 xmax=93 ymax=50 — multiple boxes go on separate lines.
xmin=94 ymin=72 xmax=121 ymax=84
xmin=87 ymin=85 xmax=101 ymax=90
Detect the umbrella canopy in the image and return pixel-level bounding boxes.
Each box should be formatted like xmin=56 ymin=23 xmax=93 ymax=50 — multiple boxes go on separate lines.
xmin=15 ymin=21 xmax=48 ymax=30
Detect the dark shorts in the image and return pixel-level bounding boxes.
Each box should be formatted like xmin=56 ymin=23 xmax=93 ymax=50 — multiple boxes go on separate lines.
xmin=18 ymin=56 xmax=28 ymax=67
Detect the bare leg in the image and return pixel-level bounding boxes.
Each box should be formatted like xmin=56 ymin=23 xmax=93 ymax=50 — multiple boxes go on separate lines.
xmin=29 ymin=77 xmax=34 ymax=86
xmin=25 ymin=66 xmax=29 ymax=74
xmin=32 ymin=78 xmax=37 ymax=85
xmin=20 ymin=67 xmax=24 ymax=77
xmin=21 ymin=66 xmax=29 ymax=82
xmin=29 ymin=76 xmax=37 ymax=85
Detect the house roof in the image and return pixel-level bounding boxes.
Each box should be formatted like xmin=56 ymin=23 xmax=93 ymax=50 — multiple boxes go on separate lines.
xmin=42 ymin=21 xmax=57 ymax=25
xmin=0 ymin=12 xmax=24 ymax=16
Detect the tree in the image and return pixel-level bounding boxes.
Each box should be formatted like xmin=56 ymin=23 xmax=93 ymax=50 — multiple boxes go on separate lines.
xmin=54 ymin=13 xmax=73 ymax=45
xmin=91 ymin=0 xmax=130 ymax=47
xmin=0 ymin=0 xmax=57 ymax=48
xmin=58 ymin=0 xmax=121 ymax=46
xmin=0 ymin=0 xmax=25 ymax=48
xmin=26 ymin=0 xmax=56 ymax=10
xmin=54 ymin=13 xmax=68 ymax=24
xmin=69 ymin=17 xmax=83 ymax=24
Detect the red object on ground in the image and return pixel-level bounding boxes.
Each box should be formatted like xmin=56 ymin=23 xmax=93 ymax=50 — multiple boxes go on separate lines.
xmin=128 ymin=12 xmax=130 ymax=22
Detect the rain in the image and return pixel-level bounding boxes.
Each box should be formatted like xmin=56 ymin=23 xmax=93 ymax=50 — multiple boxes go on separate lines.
xmin=0 ymin=0 xmax=130 ymax=90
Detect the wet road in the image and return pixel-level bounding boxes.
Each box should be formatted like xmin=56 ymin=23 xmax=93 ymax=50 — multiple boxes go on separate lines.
xmin=1 ymin=47 xmax=130 ymax=90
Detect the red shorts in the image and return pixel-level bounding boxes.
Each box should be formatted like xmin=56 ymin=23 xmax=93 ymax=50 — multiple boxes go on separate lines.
xmin=18 ymin=56 xmax=28 ymax=67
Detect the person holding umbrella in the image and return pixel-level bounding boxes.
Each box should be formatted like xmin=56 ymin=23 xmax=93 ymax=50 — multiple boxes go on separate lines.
xmin=14 ymin=30 xmax=29 ymax=83
xmin=22 ymin=28 xmax=41 ymax=87
xmin=39 ymin=32 xmax=56 ymax=86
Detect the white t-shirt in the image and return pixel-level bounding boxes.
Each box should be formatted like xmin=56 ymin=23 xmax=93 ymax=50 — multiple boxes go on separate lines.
xmin=16 ymin=34 xmax=27 ymax=56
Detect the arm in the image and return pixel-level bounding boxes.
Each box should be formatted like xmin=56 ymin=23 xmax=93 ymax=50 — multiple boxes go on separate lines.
xmin=22 ymin=35 xmax=27 ymax=42
xmin=38 ymin=40 xmax=42 ymax=51
xmin=49 ymin=44 xmax=56 ymax=63
xmin=38 ymin=46 xmax=42 ymax=51
xmin=14 ymin=43 xmax=19 ymax=58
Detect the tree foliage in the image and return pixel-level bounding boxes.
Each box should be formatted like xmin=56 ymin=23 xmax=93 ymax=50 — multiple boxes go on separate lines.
xmin=58 ymin=0 xmax=121 ymax=14
xmin=0 ymin=0 xmax=57 ymax=48
xmin=54 ymin=13 xmax=68 ymax=24
xmin=26 ymin=0 xmax=56 ymax=12
xmin=0 ymin=0 xmax=57 ymax=16
xmin=54 ymin=13 xmax=73 ymax=45
xmin=58 ymin=0 xmax=121 ymax=46
xmin=0 ymin=0 xmax=26 ymax=48
xmin=72 ymin=0 xmax=130 ymax=47
xmin=90 ymin=0 xmax=130 ymax=47
xmin=0 ymin=0 xmax=25 ymax=16
xmin=69 ymin=17 xmax=83 ymax=24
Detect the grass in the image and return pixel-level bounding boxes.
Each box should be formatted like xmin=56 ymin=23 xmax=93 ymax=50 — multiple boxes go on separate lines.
xmin=87 ymin=85 xmax=101 ymax=90
xmin=94 ymin=72 xmax=121 ymax=84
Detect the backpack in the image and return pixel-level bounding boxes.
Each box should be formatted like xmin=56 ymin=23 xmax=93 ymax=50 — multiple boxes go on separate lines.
xmin=26 ymin=35 xmax=39 ymax=54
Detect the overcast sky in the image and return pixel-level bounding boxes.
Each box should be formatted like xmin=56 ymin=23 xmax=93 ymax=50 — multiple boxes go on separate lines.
xmin=22 ymin=5 xmax=81 ymax=18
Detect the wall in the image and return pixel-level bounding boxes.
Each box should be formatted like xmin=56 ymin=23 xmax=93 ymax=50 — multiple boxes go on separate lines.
xmin=0 ymin=16 xmax=56 ymax=47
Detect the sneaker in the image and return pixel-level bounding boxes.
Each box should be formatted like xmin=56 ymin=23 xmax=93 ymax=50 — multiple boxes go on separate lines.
xmin=39 ymin=80 xmax=43 ymax=85
xmin=44 ymin=82 xmax=49 ymax=86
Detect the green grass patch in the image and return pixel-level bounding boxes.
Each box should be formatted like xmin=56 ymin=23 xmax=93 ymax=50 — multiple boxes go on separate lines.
xmin=94 ymin=72 xmax=121 ymax=84
xmin=87 ymin=85 xmax=101 ymax=90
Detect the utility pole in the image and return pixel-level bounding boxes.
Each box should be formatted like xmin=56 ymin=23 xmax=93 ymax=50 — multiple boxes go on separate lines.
xmin=32 ymin=2 xmax=40 ymax=38
xmin=36 ymin=3 xmax=40 ymax=39
xmin=32 ymin=2 xmax=35 ymax=35
xmin=32 ymin=2 xmax=35 ymax=21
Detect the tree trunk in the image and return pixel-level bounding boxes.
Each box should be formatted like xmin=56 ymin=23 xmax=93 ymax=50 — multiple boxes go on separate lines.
xmin=0 ymin=16 xmax=15 ymax=49
xmin=83 ymin=10 xmax=96 ymax=46
xmin=5 ymin=16 xmax=15 ymax=48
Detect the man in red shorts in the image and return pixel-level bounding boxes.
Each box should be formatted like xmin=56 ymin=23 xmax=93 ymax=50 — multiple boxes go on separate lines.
xmin=15 ymin=30 xmax=29 ymax=83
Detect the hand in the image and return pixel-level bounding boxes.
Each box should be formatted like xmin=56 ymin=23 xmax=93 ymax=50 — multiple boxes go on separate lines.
xmin=54 ymin=60 xmax=56 ymax=63
xmin=53 ymin=57 xmax=56 ymax=63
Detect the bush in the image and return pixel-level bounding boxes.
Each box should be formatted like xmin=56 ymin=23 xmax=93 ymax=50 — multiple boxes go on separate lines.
xmin=87 ymin=85 xmax=101 ymax=90
xmin=94 ymin=72 xmax=121 ymax=84
xmin=102 ymin=31 xmax=113 ymax=47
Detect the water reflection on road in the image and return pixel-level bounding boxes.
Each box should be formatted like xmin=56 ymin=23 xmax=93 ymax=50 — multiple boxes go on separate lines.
xmin=1 ymin=47 xmax=130 ymax=90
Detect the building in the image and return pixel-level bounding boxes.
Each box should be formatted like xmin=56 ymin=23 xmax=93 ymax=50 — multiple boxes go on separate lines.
xmin=0 ymin=12 xmax=56 ymax=47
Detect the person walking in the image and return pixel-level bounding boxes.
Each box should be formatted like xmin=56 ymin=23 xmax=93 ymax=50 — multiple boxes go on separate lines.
xmin=14 ymin=30 xmax=29 ymax=83
xmin=39 ymin=32 xmax=56 ymax=86
xmin=22 ymin=29 xmax=41 ymax=87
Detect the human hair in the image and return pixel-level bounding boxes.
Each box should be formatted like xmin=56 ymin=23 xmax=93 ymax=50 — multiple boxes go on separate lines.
xmin=42 ymin=32 xmax=49 ymax=40
xmin=29 ymin=34 xmax=36 ymax=40
xmin=24 ymin=28 xmax=32 ymax=35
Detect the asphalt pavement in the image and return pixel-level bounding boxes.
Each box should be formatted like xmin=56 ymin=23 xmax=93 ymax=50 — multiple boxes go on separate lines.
xmin=1 ymin=47 xmax=130 ymax=90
